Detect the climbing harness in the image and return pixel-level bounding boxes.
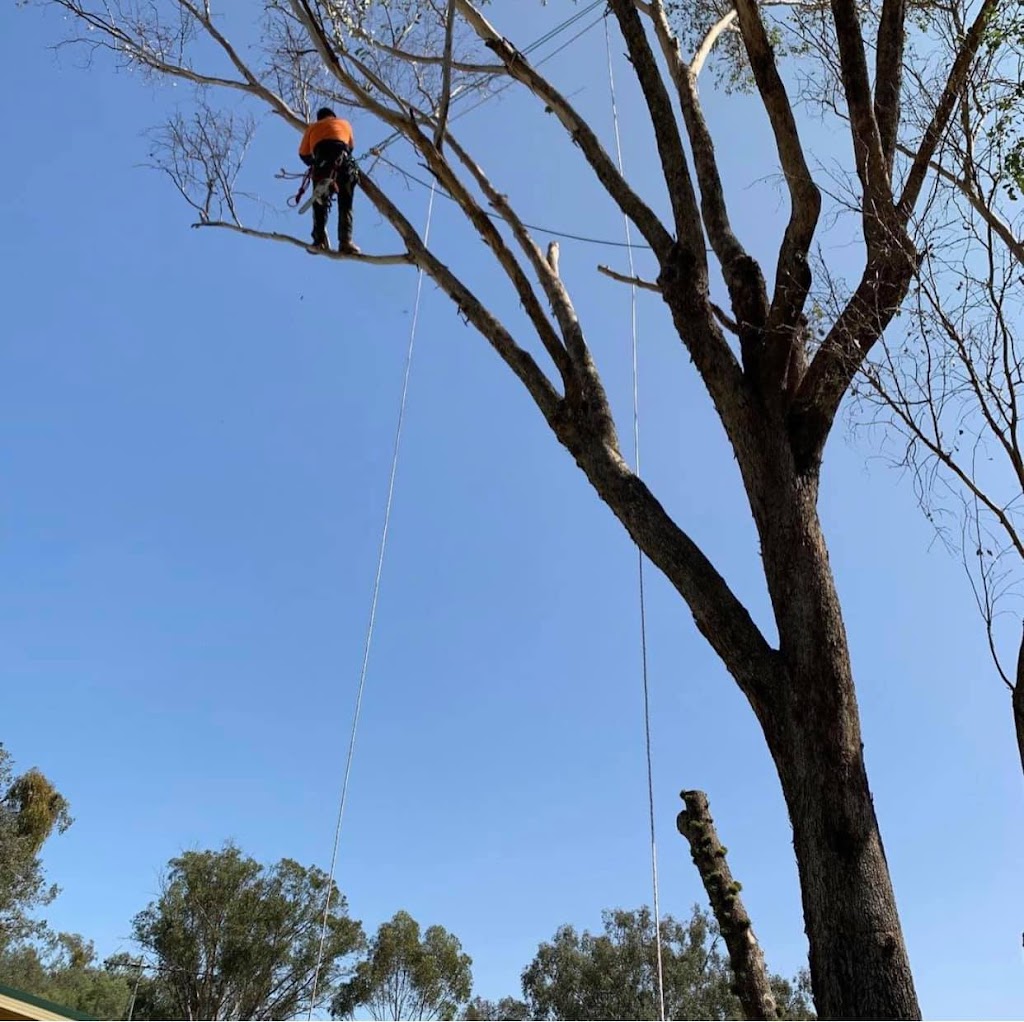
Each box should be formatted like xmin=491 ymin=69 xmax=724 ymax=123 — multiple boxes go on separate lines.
xmin=307 ymin=183 xmax=438 ymax=1020
xmin=289 ymin=151 xmax=359 ymax=215
xmin=605 ymin=16 xmax=667 ymax=1022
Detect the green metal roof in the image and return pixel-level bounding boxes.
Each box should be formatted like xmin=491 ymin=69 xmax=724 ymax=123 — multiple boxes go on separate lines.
xmin=0 ymin=981 xmax=95 ymax=1021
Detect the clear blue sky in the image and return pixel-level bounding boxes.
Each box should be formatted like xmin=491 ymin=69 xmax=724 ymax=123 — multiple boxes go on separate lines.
xmin=3 ymin=3 xmax=1022 ymax=1018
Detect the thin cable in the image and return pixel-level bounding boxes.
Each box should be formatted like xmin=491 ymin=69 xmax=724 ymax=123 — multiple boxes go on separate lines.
xmin=604 ymin=17 xmax=666 ymax=1022
xmin=373 ymin=151 xmax=649 ymax=250
xmin=307 ymin=184 xmax=438 ymax=1020
xmin=363 ymin=2 xmax=607 ymax=163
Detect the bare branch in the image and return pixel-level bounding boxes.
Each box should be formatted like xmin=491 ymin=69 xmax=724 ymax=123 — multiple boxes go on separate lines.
xmin=452 ymin=0 xmax=675 ymax=258
xmin=443 ymin=132 xmax=581 ymax=376
xmin=828 ymin=0 xmax=893 ymax=236
xmin=641 ymin=1 xmax=770 ymax=356
xmin=358 ymin=172 xmax=563 ymax=421
xmin=691 ymin=9 xmax=738 ymax=80
xmin=895 ymin=144 xmax=1024 ymax=266
xmin=874 ymin=0 xmax=906 ymax=173
xmin=608 ymin=0 xmax=707 ymax=258
xmin=597 ymin=265 xmax=661 ymax=292
xmin=191 ymin=221 xmax=413 ymax=264
xmin=898 ymin=0 xmax=1001 ymax=220
xmin=731 ymin=0 xmax=822 ymax=376
xmin=433 ymin=0 xmax=457 ymax=149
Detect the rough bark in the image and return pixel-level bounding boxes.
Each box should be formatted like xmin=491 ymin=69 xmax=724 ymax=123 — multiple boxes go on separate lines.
xmin=747 ymin=444 xmax=918 ymax=1019
xmin=677 ymin=790 xmax=778 ymax=1021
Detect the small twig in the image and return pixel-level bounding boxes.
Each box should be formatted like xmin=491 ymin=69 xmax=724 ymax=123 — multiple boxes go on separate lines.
xmin=710 ymin=301 xmax=740 ymax=335
xmin=597 ymin=263 xmax=660 ymax=292
xmin=192 ymin=221 xmax=413 ymax=265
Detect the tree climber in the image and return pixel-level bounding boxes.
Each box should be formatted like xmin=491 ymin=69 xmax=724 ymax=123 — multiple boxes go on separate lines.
xmin=298 ymin=108 xmax=360 ymax=254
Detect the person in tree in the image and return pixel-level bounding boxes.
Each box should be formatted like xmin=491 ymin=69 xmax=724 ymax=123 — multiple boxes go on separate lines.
xmin=298 ymin=107 xmax=360 ymax=254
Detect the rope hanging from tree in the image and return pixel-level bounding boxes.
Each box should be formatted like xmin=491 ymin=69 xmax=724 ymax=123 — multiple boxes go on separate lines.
xmin=604 ymin=15 xmax=668 ymax=1022
xmin=307 ymin=183 xmax=438 ymax=1020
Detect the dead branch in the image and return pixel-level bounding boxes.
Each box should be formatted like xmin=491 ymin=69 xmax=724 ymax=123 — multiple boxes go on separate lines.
xmin=677 ymin=791 xmax=778 ymax=1021
xmin=597 ymin=265 xmax=661 ymax=292
xmin=192 ymin=221 xmax=413 ymax=265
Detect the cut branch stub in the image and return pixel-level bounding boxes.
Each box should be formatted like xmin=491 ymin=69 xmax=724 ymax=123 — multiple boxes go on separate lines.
xmin=677 ymin=790 xmax=779 ymax=1020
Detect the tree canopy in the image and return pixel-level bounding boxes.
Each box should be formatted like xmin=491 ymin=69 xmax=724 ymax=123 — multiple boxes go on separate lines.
xmin=332 ymin=910 xmax=473 ymax=1021
xmin=128 ymin=843 xmax=364 ymax=1020
xmin=0 ymin=745 xmax=71 ymax=950
xmin=521 ymin=905 xmax=812 ymax=1021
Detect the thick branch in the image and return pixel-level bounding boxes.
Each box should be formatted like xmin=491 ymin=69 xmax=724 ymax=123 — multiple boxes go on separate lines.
xmin=434 ymin=0 xmax=457 ymax=149
xmin=643 ymin=1 xmax=769 ymax=352
xmin=408 ymin=126 xmax=573 ymax=385
xmin=608 ymin=0 xmax=707 ymax=258
xmin=829 ymin=0 xmax=893 ymax=234
xmin=358 ymin=173 xmax=562 ymax=420
xmin=561 ymin=436 xmax=778 ymax=703
xmin=453 ymin=0 xmax=675 ymax=258
xmin=732 ymin=0 xmax=821 ymax=376
xmin=791 ymin=253 xmax=914 ymax=468
xmin=873 ymin=0 xmax=907 ymax=174
xmin=677 ymin=790 xmax=778 ymax=1022
xmin=444 ymin=133 xmax=584 ymax=374
xmin=898 ymin=0 xmax=1001 ymax=220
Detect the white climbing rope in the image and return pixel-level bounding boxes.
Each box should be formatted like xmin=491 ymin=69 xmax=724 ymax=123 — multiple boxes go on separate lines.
xmin=604 ymin=16 xmax=667 ymax=1022
xmin=307 ymin=183 xmax=438 ymax=1019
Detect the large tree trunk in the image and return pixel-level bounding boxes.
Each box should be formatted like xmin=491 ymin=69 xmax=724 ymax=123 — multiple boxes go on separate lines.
xmin=560 ymin=414 xmax=920 ymax=1020
xmin=753 ymin=463 xmax=919 ymax=1020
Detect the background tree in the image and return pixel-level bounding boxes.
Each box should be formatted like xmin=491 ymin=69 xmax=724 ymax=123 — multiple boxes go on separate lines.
xmin=0 ymin=933 xmax=133 ymax=1019
xmin=331 ymin=910 xmax=472 ymax=1021
xmin=0 ymin=745 xmax=71 ymax=950
xmin=521 ymin=904 xmax=811 ymax=1021
xmin=856 ymin=0 xmax=1024 ymax=782
xmin=30 ymin=0 xmax=1006 ymax=1013
xmin=462 ymin=995 xmax=532 ymax=1021
xmin=128 ymin=843 xmax=364 ymax=1020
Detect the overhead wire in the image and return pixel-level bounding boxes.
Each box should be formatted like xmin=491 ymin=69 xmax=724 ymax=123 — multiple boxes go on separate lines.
xmin=357 ymin=5 xmax=655 ymax=251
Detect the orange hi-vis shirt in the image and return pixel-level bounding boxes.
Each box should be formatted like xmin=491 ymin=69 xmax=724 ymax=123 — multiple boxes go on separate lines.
xmin=298 ymin=117 xmax=354 ymax=158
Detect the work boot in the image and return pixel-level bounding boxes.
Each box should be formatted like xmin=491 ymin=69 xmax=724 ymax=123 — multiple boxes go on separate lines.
xmin=311 ymin=233 xmax=330 ymax=252
xmin=338 ymin=239 xmax=361 ymax=255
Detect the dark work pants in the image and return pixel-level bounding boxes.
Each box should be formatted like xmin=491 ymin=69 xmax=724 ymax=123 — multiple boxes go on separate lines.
xmin=311 ymin=140 xmax=356 ymax=245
